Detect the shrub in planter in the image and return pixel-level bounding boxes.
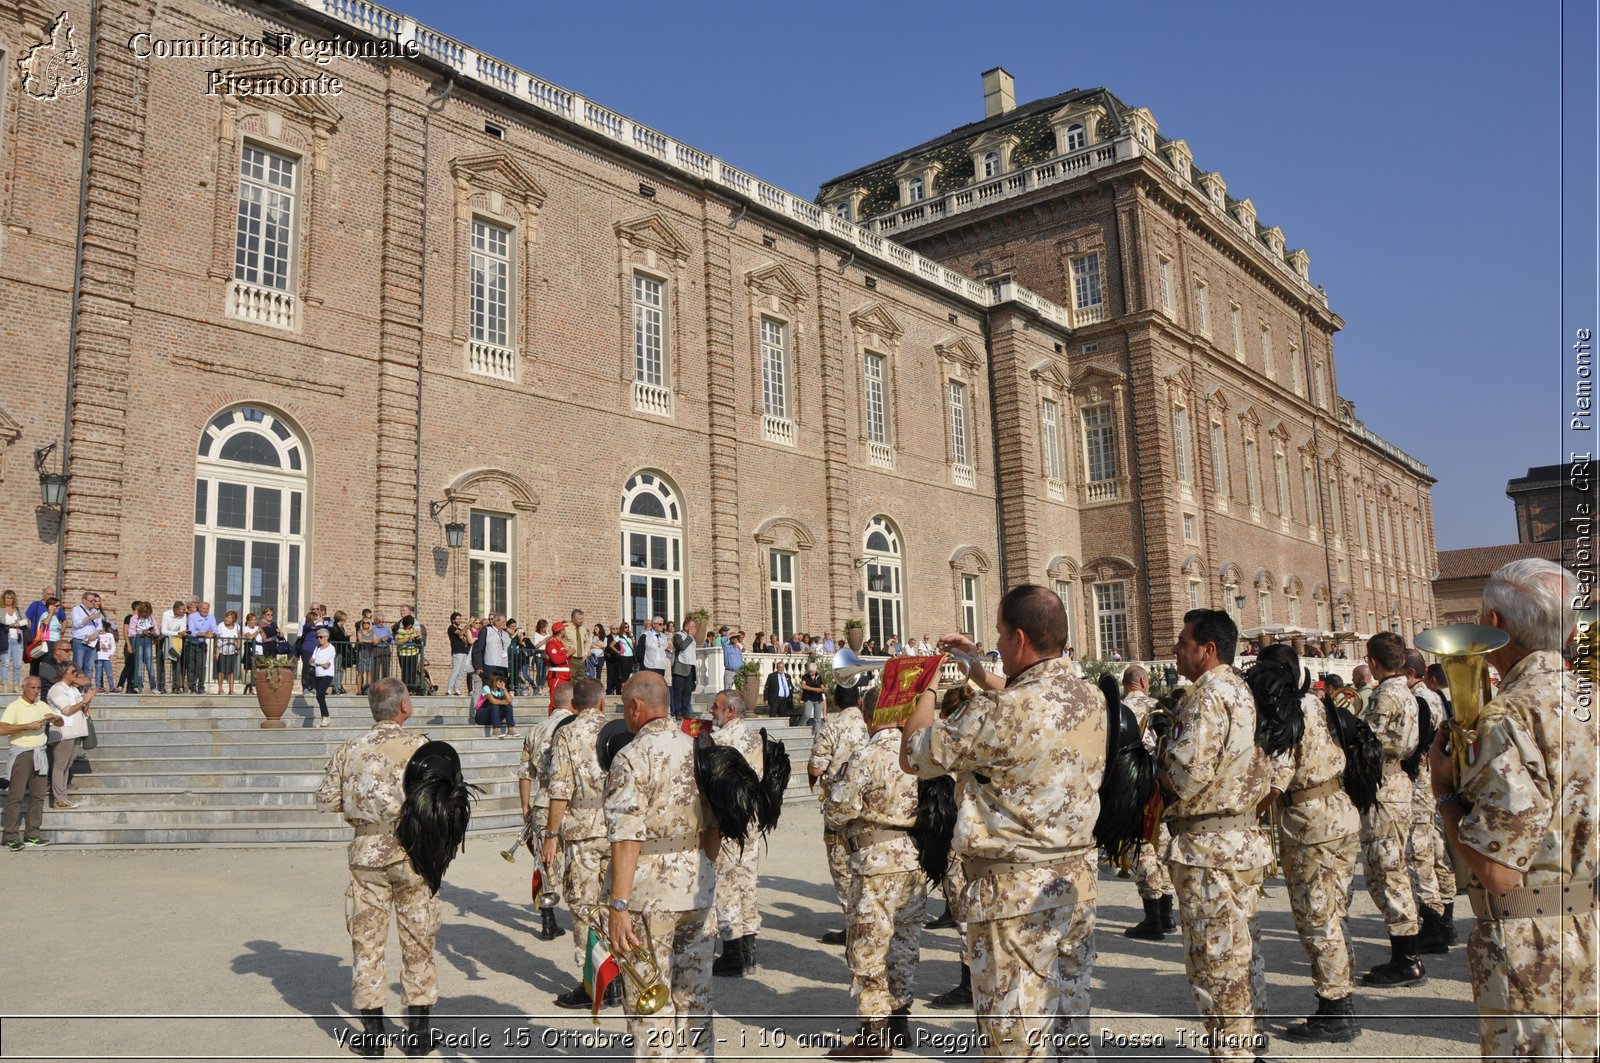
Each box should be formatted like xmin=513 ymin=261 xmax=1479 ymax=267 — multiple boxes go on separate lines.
xmin=253 ymin=654 xmax=296 ymax=729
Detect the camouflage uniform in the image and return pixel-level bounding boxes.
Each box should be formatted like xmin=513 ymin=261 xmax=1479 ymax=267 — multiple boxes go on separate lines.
xmin=711 ymin=716 xmax=765 ymax=940
xmin=521 ymin=708 xmax=574 ymax=899
xmin=1456 ymin=650 xmax=1597 ymax=1059
xmin=905 ymin=656 xmax=1105 ymax=1060
xmin=1358 ymin=674 xmax=1419 ymax=935
xmin=811 ymin=706 xmax=870 ymax=911
xmin=1407 ymin=681 xmax=1454 ymax=911
xmin=546 ymin=706 xmax=611 ymax=967
xmin=1270 ymin=692 xmax=1360 ymax=1000
xmin=1125 ymin=689 xmax=1174 ymax=900
xmin=315 ymin=720 xmax=436 ymax=1010
xmin=1162 ymin=665 xmax=1271 ymax=1062
xmin=826 ymin=727 xmax=926 ymax=1020
xmin=605 ymin=716 xmax=717 ymax=1061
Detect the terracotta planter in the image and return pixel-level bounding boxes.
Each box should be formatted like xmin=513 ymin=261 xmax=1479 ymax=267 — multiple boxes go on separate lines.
xmin=254 ymin=663 xmax=294 ymax=729
xmin=846 ymin=626 xmax=865 ymax=653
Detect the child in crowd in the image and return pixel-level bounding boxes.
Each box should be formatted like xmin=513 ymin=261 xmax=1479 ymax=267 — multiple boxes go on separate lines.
xmin=95 ymin=620 xmax=116 ymax=692
xmin=483 ymin=674 xmax=515 ymax=738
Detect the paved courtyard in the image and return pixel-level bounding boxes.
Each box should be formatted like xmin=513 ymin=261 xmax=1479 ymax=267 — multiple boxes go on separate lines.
xmin=0 ymin=803 xmax=1479 ymax=1061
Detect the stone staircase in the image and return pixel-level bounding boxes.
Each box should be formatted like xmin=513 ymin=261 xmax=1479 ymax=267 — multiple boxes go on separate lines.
xmin=22 ymin=693 xmax=818 ymax=847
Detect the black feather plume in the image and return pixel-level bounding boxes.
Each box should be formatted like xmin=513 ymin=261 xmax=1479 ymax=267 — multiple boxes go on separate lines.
xmin=695 ymin=733 xmax=761 ymax=849
xmin=1243 ymin=658 xmax=1306 ymax=757
xmin=396 ymin=741 xmax=481 ymax=895
xmin=757 ymin=728 xmax=791 ymax=835
xmin=912 ymin=775 xmax=957 ymax=884
xmin=1093 ymin=674 xmax=1157 ymax=862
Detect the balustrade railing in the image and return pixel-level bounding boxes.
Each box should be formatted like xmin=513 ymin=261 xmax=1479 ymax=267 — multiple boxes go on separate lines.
xmin=1085 ymin=479 xmax=1120 ymax=503
xmin=762 ymin=414 xmax=795 ymax=446
xmin=952 ymin=464 xmax=976 ymax=489
xmin=868 ymin=441 xmax=893 ymax=469
xmin=227 ymin=279 xmax=295 ymax=330
xmin=467 ymin=340 xmax=516 ymax=381
xmin=632 ymin=380 xmax=672 ymax=417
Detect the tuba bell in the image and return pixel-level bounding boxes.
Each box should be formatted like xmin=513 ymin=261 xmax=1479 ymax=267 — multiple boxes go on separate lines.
xmin=1414 ymin=623 xmax=1510 ymax=805
xmin=571 ymin=903 xmax=669 ymax=1019
xmin=831 ymin=646 xmax=884 ymax=688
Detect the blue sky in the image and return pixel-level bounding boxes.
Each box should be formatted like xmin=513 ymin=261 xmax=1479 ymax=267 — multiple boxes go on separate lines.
xmin=399 ymin=0 xmax=1590 ymax=552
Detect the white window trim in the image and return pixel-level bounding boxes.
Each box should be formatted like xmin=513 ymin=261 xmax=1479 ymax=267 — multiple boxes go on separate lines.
xmin=230 ymin=142 xmax=300 ymax=331
xmin=468 ymin=510 xmax=515 ymax=620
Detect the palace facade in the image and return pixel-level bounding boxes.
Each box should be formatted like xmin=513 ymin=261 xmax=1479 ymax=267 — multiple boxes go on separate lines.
xmin=0 ymin=0 xmax=1435 ymax=665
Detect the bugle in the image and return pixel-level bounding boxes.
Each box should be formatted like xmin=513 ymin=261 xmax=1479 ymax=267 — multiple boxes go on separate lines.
xmin=1414 ymin=623 xmax=1509 ymax=804
xmin=501 ymin=815 xmax=538 ymax=862
xmin=502 ymin=815 xmax=561 ymax=908
xmin=571 ymin=903 xmax=669 ymax=1017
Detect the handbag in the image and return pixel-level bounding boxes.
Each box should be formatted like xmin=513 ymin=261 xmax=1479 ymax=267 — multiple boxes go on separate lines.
xmin=25 ymin=619 xmax=50 ymax=661
xmin=80 ymin=716 xmax=99 ymax=752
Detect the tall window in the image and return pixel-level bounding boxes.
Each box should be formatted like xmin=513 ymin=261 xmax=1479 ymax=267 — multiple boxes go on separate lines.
xmin=621 ymin=472 xmax=684 ymax=633
xmin=948 ymin=380 xmax=970 ymax=468
xmin=760 ymin=318 xmax=789 ymax=420
xmin=1210 ymin=419 xmax=1229 ymax=501
xmin=1259 ymin=590 xmax=1272 ymax=626
xmin=1311 ymin=360 xmax=1325 ymax=406
xmin=1194 ymin=280 xmax=1210 ymax=335
xmin=469 ymin=511 xmax=512 ymax=619
xmin=1070 ymin=254 xmax=1103 ymax=312
xmin=1288 ymin=595 xmax=1301 ymax=627
xmin=982 ymin=150 xmax=1001 ymax=178
xmin=906 ymin=176 xmax=925 ymax=203
xmin=633 ymin=273 xmax=666 ymax=386
xmin=470 ymin=218 xmax=512 ymax=349
xmin=1173 ymin=404 xmax=1192 ymax=484
xmin=1244 ymin=437 xmax=1262 ymax=512
xmin=1040 ymin=399 xmax=1063 ymax=482
xmin=768 ymin=550 xmax=797 ymax=641
xmin=1093 ymin=582 xmax=1129 ymax=657
xmin=1357 ymin=492 xmax=1368 ymax=547
xmin=1064 ymin=123 xmax=1086 ymax=151
xmin=863 ymin=517 xmax=903 ymax=647
xmin=1053 ymin=579 xmax=1076 ymax=648
xmin=1328 ymin=478 xmax=1342 ymax=537
xmin=1302 ymin=461 xmax=1320 ymax=527
xmin=235 ymin=144 xmax=297 ymax=292
xmin=1224 ymin=582 xmax=1241 ymax=620
xmin=1188 ymin=579 xmax=1202 ymax=610
xmin=1183 ymin=513 xmax=1197 ymax=541
xmin=864 ymin=353 xmax=889 ymax=445
xmin=1260 ymin=325 xmax=1274 ymax=378
xmin=1082 ymin=404 xmax=1117 ymax=483
xmin=1230 ymin=303 xmax=1243 ymax=358
xmin=1289 ymin=343 xmax=1304 ymax=395
xmin=1274 ymin=446 xmax=1291 ymax=517
xmin=959 ymin=574 xmax=980 ymax=638
xmin=1158 ymin=256 xmax=1173 ymax=314
xmin=194 ymin=406 xmax=308 ymax=625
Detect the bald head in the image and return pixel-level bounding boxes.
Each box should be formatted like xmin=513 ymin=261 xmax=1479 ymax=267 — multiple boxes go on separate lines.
xmin=1121 ymin=664 xmax=1149 ymax=692
xmin=551 ymin=683 xmax=575 ymax=712
xmin=622 ymin=670 xmax=669 ymax=731
xmin=1403 ymin=649 xmax=1427 ymax=680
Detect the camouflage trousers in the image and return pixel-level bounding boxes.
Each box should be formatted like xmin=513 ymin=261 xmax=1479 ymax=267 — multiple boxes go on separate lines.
xmin=1408 ymin=810 xmax=1456 ymax=913
xmin=562 ymin=836 xmax=610 ymax=968
xmin=624 ymin=906 xmax=716 ymax=1061
xmin=1279 ymin=829 xmax=1358 ymax=999
xmin=1469 ymin=909 xmax=1598 ymax=1060
xmin=345 ymin=860 xmax=441 ymax=1010
xmin=967 ymin=854 xmax=1097 ymax=1061
xmin=1134 ymin=822 xmax=1174 ymax=900
xmin=824 ymin=828 xmax=852 ymax=912
xmin=1359 ymin=799 xmax=1419 ymax=935
xmin=1170 ymin=862 xmax=1267 ymax=1062
xmin=715 ymin=834 xmax=761 ymax=939
xmin=942 ymin=861 xmax=971 ymax=964
xmin=846 ymin=870 xmax=926 ymax=1020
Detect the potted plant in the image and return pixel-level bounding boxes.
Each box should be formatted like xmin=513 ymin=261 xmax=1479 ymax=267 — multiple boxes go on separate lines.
xmin=735 ymin=659 xmax=763 ymax=713
xmin=843 ymin=619 xmax=865 ymax=654
xmin=253 ymin=654 xmax=295 ymax=728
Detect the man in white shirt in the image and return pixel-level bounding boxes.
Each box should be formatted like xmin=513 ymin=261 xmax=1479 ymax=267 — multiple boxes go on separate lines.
xmin=69 ymin=592 xmax=104 ymax=678
xmin=159 ymin=600 xmax=185 ymax=694
xmin=480 ymin=614 xmax=512 ymax=685
xmin=45 ymin=665 xmax=95 ymax=810
xmin=670 ymin=618 xmax=699 ymax=719
xmin=639 ymin=616 xmax=670 ymax=676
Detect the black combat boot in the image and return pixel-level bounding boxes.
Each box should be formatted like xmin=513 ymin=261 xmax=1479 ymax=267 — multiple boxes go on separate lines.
xmin=928 ymin=963 xmax=972 ymax=1009
xmin=348 ymin=1009 xmax=386 ymax=1057
xmin=1282 ymin=993 xmax=1358 ymax=1043
xmin=1442 ymin=901 xmax=1459 ymax=945
xmin=401 ymin=1005 xmax=431 ymax=1058
xmin=1123 ymin=897 xmax=1166 ymax=940
xmin=1416 ymin=906 xmax=1450 ymax=954
xmin=603 ymin=979 xmax=622 ymax=1007
xmin=537 ymin=907 xmax=560 ymax=941
xmin=741 ymin=933 xmax=757 ymax=969
xmin=1361 ymin=933 xmax=1426 ymax=987
xmin=821 ymin=927 xmax=848 ymax=945
xmin=1158 ymin=893 xmax=1178 ymax=931
xmin=712 ymin=937 xmax=747 ymax=976
xmin=887 ymin=1006 xmax=911 ymax=1048
xmin=924 ymin=905 xmax=956 ymax=930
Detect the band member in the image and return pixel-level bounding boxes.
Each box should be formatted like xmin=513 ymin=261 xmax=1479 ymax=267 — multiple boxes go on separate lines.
xmin=542 ymin=677 xmax=617 ymax=1008
xmin=316 ymin=678 xmax=451 ymax=1058
xmin=1160 ymin=609 xmax=1271 ymax=1062
xmin=901 ymin=584 xmax=1106 ymax=1060
xmin=709 ymin=689 xmax=765 ymax=975
xmin=1357 ymin=631 xmax=1425 ymax=986
xmin=810 ymin=683 xmax=870 ymax=944
xmin=1118 ymin=664 xmax=1178 ymax=940
xmin=1403 ymin=648 xmax=1456 ymax=953
xmin=1430 ymin=559 xmax=1596 ymax=1059
xmin=605 ymin=671 xmax=720 ymax=1060
xmin=826 ymin=689 xmax=925 ymax=1058
xmin=520 ymin=683 xmax=575 ymax=940
xmin=1255 ymin=646 xmax=1361 ymax=1044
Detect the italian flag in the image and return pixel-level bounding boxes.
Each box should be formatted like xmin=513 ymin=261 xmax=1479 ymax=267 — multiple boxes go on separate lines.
xmin=529 ymin=867 xmax=543 ymax=903
xmin=582 ymin=927 xmax=620 ymax=1021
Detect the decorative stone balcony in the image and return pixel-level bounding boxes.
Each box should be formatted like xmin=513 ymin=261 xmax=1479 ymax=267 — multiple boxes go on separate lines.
xmin=632 ymin=381 xmax=672 ymax=417
xmin=1084 ymin=478 xmax=1119 ymax=504
xmin=762 ymin=414 xmax=795 ymax=446
xmin=227 ymin=279 xmax=295 ymax=330
xmin=467 ymin=340 xmax=516 ymax=381
xmin=1047 ymin=477 xmax=1066 ymax=502
xmin=868 ymin=441 xmax=893 ymax=469
xmin=952 ymin=464 xmax=976 ymax=489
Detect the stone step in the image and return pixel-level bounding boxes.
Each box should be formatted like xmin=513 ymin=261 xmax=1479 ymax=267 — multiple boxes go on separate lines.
xmin=38 ymin=794 xmax=525 ymax=828
xmin=71 ymin=736 xmax=528 ymax=758
xmin=38 ymin=813 xmax=528 ymax=847
xmin=56 ymin=781 xmax=524 ymax=806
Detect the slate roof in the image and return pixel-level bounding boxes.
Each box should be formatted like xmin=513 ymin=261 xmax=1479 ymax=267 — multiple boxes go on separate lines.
xmin=1435 ymin=540 xmax=1568 ymax=581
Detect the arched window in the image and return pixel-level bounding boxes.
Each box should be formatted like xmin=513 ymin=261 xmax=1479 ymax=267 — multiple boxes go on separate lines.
xmin=981 ymin=150 xmax=1001 ymax=178
xmin=862 ymin=516 xmax=903 ymax=647
xmin=905 ymin=176 xmax=925 ymax=203
xmin=194 ymin=405 xmax=308 ymax=623
xmin=621 ymin=471 xmax=684 ymax=631
xmin=1065 ymin=123 xmax=1086 ymax=151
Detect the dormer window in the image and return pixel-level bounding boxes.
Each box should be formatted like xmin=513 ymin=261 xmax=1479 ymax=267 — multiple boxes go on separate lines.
xmin=1138 ymin=126 xmax=1152 ymax=147
xmin=894 ymin=159 xmax=942 ymax=208
xmin=982 ymin=151 xmax=1001 ymax=179
xmin=834 ymin=202 xmax=851 ymax=220
xmin=906 ymin=177 xmax=925 ymax=203
xmin=1065 ymin=123 xmax=1086 ymax=151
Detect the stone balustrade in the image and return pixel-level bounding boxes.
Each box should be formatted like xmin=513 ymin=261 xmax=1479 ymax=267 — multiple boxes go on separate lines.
xmin=227 ymin=279 xmax=295 ymax=330
xmin=467 ymin=340 xmax=516 ymax=381
xmin=632 ymin=381 xmax=672 ymax=417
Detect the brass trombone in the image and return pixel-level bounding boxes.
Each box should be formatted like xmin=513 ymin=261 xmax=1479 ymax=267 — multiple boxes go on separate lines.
xmin=571 ymin=903 xmax=670 ymax=1016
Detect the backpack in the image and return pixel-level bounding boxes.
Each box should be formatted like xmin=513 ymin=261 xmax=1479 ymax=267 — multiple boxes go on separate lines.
xmin=1323 ymin=690 xmax=1383 ymax=814
xmin=1401 ymin=695 xmax=1439 ymax=781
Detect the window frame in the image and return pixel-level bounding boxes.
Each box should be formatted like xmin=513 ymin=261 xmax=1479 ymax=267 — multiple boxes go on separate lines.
xmin=1082 ymin=402 xmax=1118 ymax=484
xmin=1093 ymin=580 xmax=1129 ymax=658
xmin=632 ymin=271 xmax=669 ymax=388
xmin=948 ymin=379 xmax=971 ymax=470
xmin=768 ymin=549 xmax=798 ymax=641
xmin=1194 ymin=279 xmax=1210 ymax=335
xmin=1069 ymin=253 xmax=1104 ymax=312
xmin=469 ymin=216 xmax=514 ymax=351
xmin=1040 ymin=398 xmax=1064 ymax=482
xmin=759 ymin=316 xmax=790 ymax=421
xmin=468 ymin=510 xmax=514 ymax=620
xmin=1173 ymin=404 xmax=1192 ymax=484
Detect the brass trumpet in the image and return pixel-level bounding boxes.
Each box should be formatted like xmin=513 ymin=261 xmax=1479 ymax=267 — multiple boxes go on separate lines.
xmin=502 ymin=816 xmax=560 ymax=909
xmin=1415 ymin=623 xmax=1509 ymax=805
xmin=500 ymin=815 xmax=537 ymax=862
xmin=571 ymin=903 xmax=669 ymax=1017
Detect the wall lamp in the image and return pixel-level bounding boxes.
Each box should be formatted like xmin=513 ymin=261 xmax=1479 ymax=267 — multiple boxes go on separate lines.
xmin=35 ymin=444 xmax=67 ymax=508
xmin=429 ymin=499 xmax=466 ymax=549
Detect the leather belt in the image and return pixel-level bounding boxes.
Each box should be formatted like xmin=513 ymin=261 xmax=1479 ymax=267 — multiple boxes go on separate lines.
xmin=566 ymin=796 xmax=603 ymax=811
xmin=1468 ymin=880 xmax=1598 ymax=921
xmin=352 ymin=822 xmax=393 ymax=837
xmin=1169 ymin=811 xmax=1257 ymax=834
xmin=847 ymin=826 xmax=910 ymax=854
xmin=963 ymin=845 xmax=1094 ymax=881
xmin=639 ymin=833 xmax=698 ymax=855
xmin=1285 ymin=779 xmax=1343 ymax=806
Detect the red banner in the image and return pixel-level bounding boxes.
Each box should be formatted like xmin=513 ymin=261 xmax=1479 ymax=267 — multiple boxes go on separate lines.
xmin=872 ymin=656 xmax=945 ymax=727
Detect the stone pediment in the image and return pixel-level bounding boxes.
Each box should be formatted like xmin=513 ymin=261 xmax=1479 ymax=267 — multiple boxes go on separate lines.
xmin=221 ymin=61 xmax=343 ymax=128
xmin=1070 ymin=364 xmax=1123 ymax=403
xmin=450 ymin=152 xmax=547 ymax=209
xmin=849 ymin=302 xmax=904 ymax=342
xmin=754 ymin=516 xmax=816 ymax=550
xmin=1030 ymin=359 xmax=1071 ymax=391
xmin=935 ymin=336 xmax=982 ymax=372
xmin=614 ymin=212 xmax=691 ymax=263
xmin=745 ymin=262 xmax=809 ymax=304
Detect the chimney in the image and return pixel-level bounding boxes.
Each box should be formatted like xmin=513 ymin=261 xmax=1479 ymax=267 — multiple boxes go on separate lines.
xmin=982 ymin=67 xmax=1015 ymax=119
